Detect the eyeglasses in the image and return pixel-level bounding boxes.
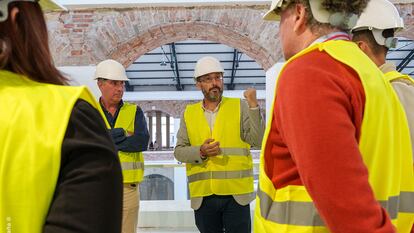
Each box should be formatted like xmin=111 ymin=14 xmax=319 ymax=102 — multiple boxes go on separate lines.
xmin=103 ymin=80 xmax=125 ymax=87
xmin=198 ymin=76 xmax=223 ymax=83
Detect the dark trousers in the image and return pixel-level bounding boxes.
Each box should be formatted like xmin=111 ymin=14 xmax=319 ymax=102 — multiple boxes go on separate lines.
xmin=194 ymin=195 xmax=251 ymax=233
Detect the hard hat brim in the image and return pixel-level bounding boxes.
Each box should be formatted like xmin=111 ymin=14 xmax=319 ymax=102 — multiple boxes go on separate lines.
xmin=39 ymin=0 xmax=67 ymax=11
xmin=309 ymin=0 xmax=330 ymax=24
xmin=0 ymin=0 xmax=66 ymax=22
xmin=263 ymin=0 xmax=283 ymax=21
xmin=94 ymin=76 xmax=130 ymax=81
xmin=263 ymin=9 xmax=281 ymax=21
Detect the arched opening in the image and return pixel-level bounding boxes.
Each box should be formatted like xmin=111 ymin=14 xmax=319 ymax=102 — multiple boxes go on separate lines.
xmin=145 ymin=110 xmax=176 ymax=150
xmin=110 ymin=22 xmax=280 ymax=71
xmin=140 ymin=174 xmax=174 ymax=200
xmin=126 ymin=39 xmax=266 ymax=92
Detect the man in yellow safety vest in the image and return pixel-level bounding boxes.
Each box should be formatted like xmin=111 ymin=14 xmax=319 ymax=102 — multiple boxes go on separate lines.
xmin=175 ymin=56 xmax=265 ymax=233
xmin=351 ymin=0 xmax=414 ymax=161
xmin=255 ymin=0 xmax=414 ymax=232
xmin=96 ymin=59 xmax=150 ymax=233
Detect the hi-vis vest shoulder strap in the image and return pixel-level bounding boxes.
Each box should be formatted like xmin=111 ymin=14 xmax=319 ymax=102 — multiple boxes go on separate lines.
xmin=112 ymin=102 xmax=144 ymax=183
xmin=184 ymin=97 xmax=254 ymax=198
xmin=384 ymin=70 xmax=414 ymax=84
xmin=0 ymin=70 xmax=101 ymax=233
xmin=254 ymin=40 xmax=414 ymax=233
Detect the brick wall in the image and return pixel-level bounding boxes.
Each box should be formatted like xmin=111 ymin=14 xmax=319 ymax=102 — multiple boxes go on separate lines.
xmin=396 ymin=4 xmax=414 ymax=39
xmin=46 ymin=5 xmax=280 ymax=70
xmin=46 ymin=4 xmax=414 ymax=70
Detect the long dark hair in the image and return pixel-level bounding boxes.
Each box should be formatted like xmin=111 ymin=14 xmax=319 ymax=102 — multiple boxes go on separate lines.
xmin=0 ymin=1 xmax=67 ymax=85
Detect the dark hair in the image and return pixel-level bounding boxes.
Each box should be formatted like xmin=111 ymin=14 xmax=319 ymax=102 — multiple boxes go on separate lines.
xmin=284 ymin=0 xmax=369 ymax=34
xmin=352 ymin=29 xmax=394 ymax=55
xmin=321 ymin=0 xmax=369 ymax=16
xmin=0 ymin=1 xmax=67 ymax=85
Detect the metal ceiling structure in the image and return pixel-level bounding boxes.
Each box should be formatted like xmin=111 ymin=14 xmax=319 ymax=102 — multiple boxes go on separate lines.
xmin=387 ymin=38 xmax=414 ymax=75
xmin=126 ymin=40 xmax=266 ymax=92
xmin=125 ymin=38 xmax=414 ymax=92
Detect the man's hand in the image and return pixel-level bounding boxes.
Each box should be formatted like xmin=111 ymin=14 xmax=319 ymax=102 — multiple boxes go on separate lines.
xmin=244 ymin=88 xmax=258 ymax=108
xmin=109 ymin=128 xmax=127 ymax=144
xmin=200 ymin=138 xmax=221 ymax=157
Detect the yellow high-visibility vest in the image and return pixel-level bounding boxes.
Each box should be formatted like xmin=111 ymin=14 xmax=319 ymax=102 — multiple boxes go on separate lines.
xmin=0 ymin=70 xmax=102 ymax=233
xmin=384 ymin=70 xmax=414 ymax=83
xmin=184 ymin=97 xmax=254 ymax=197
xmin=254 ymin=40 xmax=414 ymax=232
xmin=384 ymin=70 xmax=414 ymax=164
xmin=108 ymin=103 xmax=144 ymax=183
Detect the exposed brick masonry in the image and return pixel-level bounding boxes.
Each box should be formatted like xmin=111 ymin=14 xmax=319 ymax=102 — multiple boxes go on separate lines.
xmin=46 ymin=4 xmax=413 ymax=70
xmin=47 ymin=3 xmax=414 ymax=70
xmin=47 ymin=5 xmax=281 ymax=70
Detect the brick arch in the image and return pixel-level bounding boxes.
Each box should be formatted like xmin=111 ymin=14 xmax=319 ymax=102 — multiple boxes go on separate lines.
xmin=396 ymin=4 xmax=414 ymax=40
xmin=46 ymin=6 xmax=281 ymax=70
xmin=110 ymin=22 xmax=279 ymax=70
xmin=46 ymin=3 xmax=414 ymax=69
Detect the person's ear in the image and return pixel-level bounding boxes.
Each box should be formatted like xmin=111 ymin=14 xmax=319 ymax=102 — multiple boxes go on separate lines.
xmin=97 ymin=80 xmax=104 ymax=89
xmin=10 ymin=7 xmax=19 ymax=24
xmin=293 ymin=3 xmax=307 ymax=33
xmin=356 ymin=40 xmax=370 ymax=54
xmin=195 ymin=81 xmax=202 ymax=90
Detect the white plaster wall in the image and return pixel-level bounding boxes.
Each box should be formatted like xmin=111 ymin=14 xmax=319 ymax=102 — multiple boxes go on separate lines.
xmin=60 ymin=66 xmax=267 ymax=101
xmin=265 ymin=62 xmax=284 ymax=120
xmin=173 ymin=118 xmax=180 ymax=147
xmin=124 ymin=90 xmax=266 ymax=101
xmin=59 ymin=66 xmax=101 ymax=100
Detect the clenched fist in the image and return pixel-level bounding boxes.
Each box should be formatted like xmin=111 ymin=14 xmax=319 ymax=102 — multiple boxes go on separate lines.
xmin=243 ymin=87 xmax=258 ymax=108
xmin=200 ymin=138 xmax=221 ymax=157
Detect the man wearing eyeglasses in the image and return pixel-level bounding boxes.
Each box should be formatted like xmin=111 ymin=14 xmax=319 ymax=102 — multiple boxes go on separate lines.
xmin=174 ymin=56 xmax=265 ymax=233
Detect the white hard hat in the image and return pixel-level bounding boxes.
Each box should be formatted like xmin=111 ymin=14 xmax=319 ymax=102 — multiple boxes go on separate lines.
xmin=94 ymin=59 xmax=129 ymax=81
xmin=352 ymin=0 xmax=404 ymax=48
xmin=0 ymin=0 xmax=66 ymax=22
xmin=262 ymin=0 xmax=284 ymax=21
xmin=263 ymin=0 xmax=358 ymax=29
xmin=39 ymin=0 xmax=67 ymax=11
xmin=194 ymin=56 xmax=224 ymax=80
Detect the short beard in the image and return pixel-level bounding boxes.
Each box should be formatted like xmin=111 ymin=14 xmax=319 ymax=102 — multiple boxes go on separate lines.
xmin=203 ymin=87 xmax=222 ymax=102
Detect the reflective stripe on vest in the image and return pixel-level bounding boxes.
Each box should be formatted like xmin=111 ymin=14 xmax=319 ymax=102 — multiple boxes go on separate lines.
xmin=0 ymin=71 xmax=101 ymax=233
xmin=254 ymin=40 xmax=414 ymax=233
xmin=188 ymin=169 xmax=253 ymax=183
xmin=184 ymin=97 xmax=254 ymax=197
xmin=257 ymin=186 xmax=414 ymax=226
xmin=121 ymin=161 xmax=144 ymax=171
xmin=220 ymin=147 xmax=250 ymax=156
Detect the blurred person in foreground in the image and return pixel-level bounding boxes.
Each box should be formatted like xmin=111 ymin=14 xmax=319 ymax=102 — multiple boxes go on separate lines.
xmin=0 ymin=1 xmax=123 ymax=232
xmin=255 ymin=0 xmax=414 ymax=232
